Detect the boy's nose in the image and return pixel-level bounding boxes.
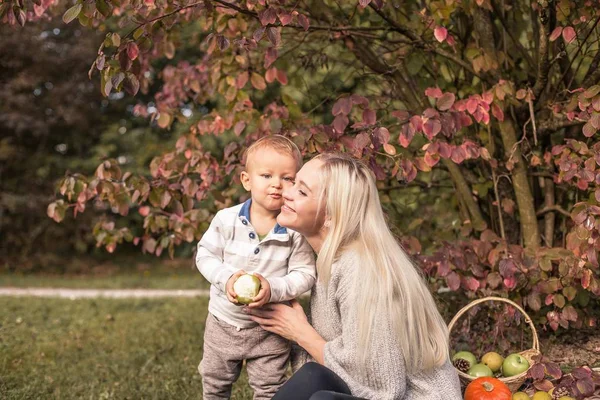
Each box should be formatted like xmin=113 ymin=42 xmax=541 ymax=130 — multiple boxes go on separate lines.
xmin=272 ymin=179 xmax=283 ymax=188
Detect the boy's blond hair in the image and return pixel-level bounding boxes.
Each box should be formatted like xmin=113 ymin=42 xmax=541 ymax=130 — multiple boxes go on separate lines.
xmin=244 ymin=135 xmax=303 ymax=171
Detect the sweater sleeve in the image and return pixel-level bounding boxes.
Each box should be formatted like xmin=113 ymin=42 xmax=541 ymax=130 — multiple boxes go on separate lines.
xmin=266 ymin=232 xmax=316 ymax=303
xmin=322 ymin=259 xmax=407 ymax=400
xmin=195 ymin=211 xmax=239 ymax=294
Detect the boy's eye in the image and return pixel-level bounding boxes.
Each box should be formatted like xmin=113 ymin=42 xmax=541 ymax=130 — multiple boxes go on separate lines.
xmin=261 ymin=174 xmax=271 ymax=178
xmin=284 ymin=177 xmax=294 ymax=182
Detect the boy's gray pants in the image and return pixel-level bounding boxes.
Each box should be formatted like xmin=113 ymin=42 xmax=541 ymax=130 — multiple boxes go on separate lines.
xmin=199 ymin=313 xmax=290 ymax=400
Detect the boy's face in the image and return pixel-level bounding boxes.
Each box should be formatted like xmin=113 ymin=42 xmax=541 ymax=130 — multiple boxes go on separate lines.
xmin=241 ymin=147 xmax=298 ymax=214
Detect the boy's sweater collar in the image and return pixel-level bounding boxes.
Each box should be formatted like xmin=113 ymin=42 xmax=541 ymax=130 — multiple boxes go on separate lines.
xmin=238 ymin=198 xmax=287 ymax=234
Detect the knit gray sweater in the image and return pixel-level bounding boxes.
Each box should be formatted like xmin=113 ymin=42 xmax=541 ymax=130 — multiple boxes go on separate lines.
xmin=292 ymin=250 xmax=463 ymax=400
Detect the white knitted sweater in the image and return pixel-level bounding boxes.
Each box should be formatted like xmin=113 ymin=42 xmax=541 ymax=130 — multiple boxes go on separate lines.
xmin=292 ymin=250 xmax=462 ymax=400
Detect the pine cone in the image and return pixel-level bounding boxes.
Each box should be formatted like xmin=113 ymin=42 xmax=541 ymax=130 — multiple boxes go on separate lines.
xmin=453 ymin=358 xmax=471 ymax=373
xmin=552 ymin=385 xmax=571 ymax=400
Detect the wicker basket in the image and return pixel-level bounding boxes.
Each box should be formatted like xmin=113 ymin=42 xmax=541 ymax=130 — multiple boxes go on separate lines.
xmin=448 ymin=296 xmax=541 ymax=393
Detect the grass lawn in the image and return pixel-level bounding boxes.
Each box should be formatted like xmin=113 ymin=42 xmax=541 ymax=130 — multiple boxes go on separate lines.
xmin=0 ymin=296 xmax=255 ymax=399
xmin=0 ymin=259 xmax=210 ymax=290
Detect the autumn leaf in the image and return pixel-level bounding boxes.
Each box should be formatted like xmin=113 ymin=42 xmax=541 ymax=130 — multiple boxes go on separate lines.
xmin=562 ymin=26 xmax=577 ymax=43
xmin=434 ymin=26 xmax=447 ymax=43
xmin=250 ymin=72 xmax=266 ymax=90
xmin=63 ymin=3 xmax=82 ymax=24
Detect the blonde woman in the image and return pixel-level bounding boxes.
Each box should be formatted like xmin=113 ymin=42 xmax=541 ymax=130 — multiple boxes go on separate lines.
xmin=245 ymin=153 xmax=461 ymax=400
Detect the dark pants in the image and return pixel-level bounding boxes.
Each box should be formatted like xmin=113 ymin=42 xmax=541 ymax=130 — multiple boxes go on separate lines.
xmin=272 ymin=362 xmax=365 ymax=400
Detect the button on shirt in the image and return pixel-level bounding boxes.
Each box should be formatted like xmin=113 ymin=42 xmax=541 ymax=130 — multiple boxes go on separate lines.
xmin=196 ymin=199 xmax=316 ymax=329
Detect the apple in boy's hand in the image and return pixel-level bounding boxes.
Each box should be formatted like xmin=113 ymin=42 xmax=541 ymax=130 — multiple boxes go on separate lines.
xmin=502 ymin=353 xmax=530 ymax=377
xmin=233 ymin=274 xmax=262 ymax=305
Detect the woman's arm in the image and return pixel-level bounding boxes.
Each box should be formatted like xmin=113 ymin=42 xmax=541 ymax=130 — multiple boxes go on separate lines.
xmin=244 ymin=300 xmax=326 ymax=364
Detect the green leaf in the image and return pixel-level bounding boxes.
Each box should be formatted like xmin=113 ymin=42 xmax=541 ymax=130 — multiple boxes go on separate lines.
xmin=62 ymin=3 xmax=82 ymax=24
xmin=96 ymin=0 xmax=111 ymax=17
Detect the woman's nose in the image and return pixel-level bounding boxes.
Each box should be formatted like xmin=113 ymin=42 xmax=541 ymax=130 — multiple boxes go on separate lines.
xmin=282 ymin=187 xmax=292 ymax=200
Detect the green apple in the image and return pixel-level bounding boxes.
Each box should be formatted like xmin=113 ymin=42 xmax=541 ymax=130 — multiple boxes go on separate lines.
xmin=481 ymin=351 xmax=504 ymax=373
xmin=233 ymin=274 xmax=261 ymax=305
xmin=467 ymin=363 xmax=494 ymax=377
xmin=502 ymin=353 xmax=530 ymax=377
xmin=452 ymin=351 xmax=477 ymax=369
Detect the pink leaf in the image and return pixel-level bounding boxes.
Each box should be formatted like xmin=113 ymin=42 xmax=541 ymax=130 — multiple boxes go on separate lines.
xmin=562 ymin=26 xmax=577 ymax=43
xmin=434 ymin=26 xmax=447 ymax=43
xmin=450 ymin=145 xmax=467 ymax=163
xmin=236 ymin=71 xmax=248 ymax=89
xmin=446 ymin=271 xmax=460 ymax=291
xmin=425 ymin=87 xmax=443 ymax=99
xmin=466 ymin=97 xmax=479 ymax=114
xmin=491 ymin=103 xmax=505 ymax=121
xmin=583 ymin=121 xmax=597 ymax=137
xmin=276 ymin=69 xmax=287 ymax=85
xmin=399 ymin=124 xmax=414 ymax=148
xmin=265 ymin=67 xmax=277 ymax=83
xmin=127 ymin=42 xmax=139 ymax=60
xmin=503 ymin=276 xmax=517 ymax=289
xmin=482 ymin=91 xmax=494 ymax=104
xmin=333 ymin=115 xmax=349 ymax=133
xmin=234 ymin=121 xmax=246 ymax=136
xmin=332 ymin=97 xmax=352 ymax=116
xmin=423 ymin=119 xmax=441 ymax=139
xmin=437 ymin=92 xmax=455 ymax=111
xmin=463 ymin=276 xmax=480 ymax=291
xmin=549 ymin=27 xmax=563 ymax=41
xmin=424 ymin=152 xmax=440 ymax=167
xmin=297 ymin=14 xmax=310 ymax=31
xmin=277 ymin=9 xmax=292 ymax=26
xmin=373 ymin=127 xmax=390 ymax=144
xmin=139 ymin=206 xmax=150 ymax=216
xmin=358 ymin=0 xmax=372 ymax=8
xmin=363 ymin=109 xmax=376 ymax=125
xmin=258 ymin=8 xmax=277 ymax=26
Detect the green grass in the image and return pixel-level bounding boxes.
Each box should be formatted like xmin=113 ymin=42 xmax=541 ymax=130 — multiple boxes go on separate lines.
xmin=0 ymin=297 xmax=255 ymax=399
xmin=0 ymin=261 xmax=210 ymax=290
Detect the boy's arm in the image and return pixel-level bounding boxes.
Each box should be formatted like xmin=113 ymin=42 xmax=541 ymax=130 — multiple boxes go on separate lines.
xmin=195 ymin=212 xmax=239 ymax=294
xmin=266 ymin=233 xmax=316 ymax=303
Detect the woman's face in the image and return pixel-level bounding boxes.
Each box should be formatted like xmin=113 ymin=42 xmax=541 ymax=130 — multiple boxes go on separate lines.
xmin=277 ymin=158 xmax=326 ymax=236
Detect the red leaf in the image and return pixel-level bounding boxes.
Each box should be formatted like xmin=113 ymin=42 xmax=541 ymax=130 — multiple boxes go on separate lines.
xmin=450 ymin=145 xmax=467 ymax=163
xmin=399 ymin=124 xmax=414 ymax=148
xmin=410 ymin=115 xmax=423 ymax=132
xmin=544 ymin=363 xmax=563 ymax=380
xmin=373 ymin=127 xmax=390 ymax=144
xmin=424 ymin=152 xmax=440 ymax=167
xmin=236 ymin=71 xmax=248 ymax=89
xmin=276 ymin=69 xmax=287 ymax=85
xmin=423 ymin=119 xmax=441 ymax=139
xmin=258 ymin=8 xmax=277 ymax=26
xmin=503 ymin=276 xmax=517 ymax=289
xmin=391 ymin=110 xmax=410 ymax=120
xmin=332 ymin=97 xmax=352 ymax=116
xmin=425 ymin=87 xmax=443 ymax=98
xmin=253 ymin=27 xmax=265 ymax=42
xmin=333 ymin=115 xmax=349 ymax=133
xmin=463 ymin=276 xmax=480 ymax=291
xmin=446 ymin=271 xmax=460 ymax=291
xmin=591 ymin=113 xmax=600 ymax=129
xmin=363 ymin=109 xmax=376 ymax=125
xmin=583 ymin=121 xmax=597 ymax=137
xmin=139 ymin=206 xmax=150 ymax=216
xmin=576 ymin=378 xmax=595 ymax=396
xmin=267 ymin=27 xmax=281 ymax=47
xmin=127 ymin=42 xmax=139 ymax=60
xmin=437 ymin=92 xmax=455 ymax=111
xmin=265 ymin=67 xmax=277 ymax=83
xmin=529 ymin=363 xmax=545 ymax=380
xmin=533 ymin=379 xmax=554 ymax=392
xmin=562 ymin=26 xmax=577 ymax=43
xmin=234 ymin=121 xmax=246 ymax=136
xmin=297 ymin=14 xmax=309 ymax=31
xmin=264 ymin=47 xmax=278 ymax=68
xmin=434 ymin=26 xmax=447 ymax=42
xmin=277 ymin=9 xmax=292 ymax=26
xmin=358 ymin=0 xmax=371 ymax=8
xmin=549 ymin=26 xmax=563 ymax=41
xmin=491 ymin=103 xmax=505 ymax=121
xmin=572 ymin=367 xmax=592 ymax=380
xmin=350 ymin=94 xmax=369 ymax=106
xmin=466 ymin=97 xmax=479 ymax=114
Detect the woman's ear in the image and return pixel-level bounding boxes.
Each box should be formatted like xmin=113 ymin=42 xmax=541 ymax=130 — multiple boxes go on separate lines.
xmin=240 ymin=170 xmax=251 ymax=191
xmin=323 ymin=218 xmax=331 ymax=228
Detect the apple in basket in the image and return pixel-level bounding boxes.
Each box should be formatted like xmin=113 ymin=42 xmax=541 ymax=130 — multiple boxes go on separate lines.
xmin=233 ymin=274 xmax=261 ymax=305
xmin=501 ymin=353 xmax=530 ymax=377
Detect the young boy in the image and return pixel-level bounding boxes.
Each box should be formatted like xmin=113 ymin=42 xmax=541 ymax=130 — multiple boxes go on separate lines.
xmin=196 ymin=135 xmax=316 ymax=400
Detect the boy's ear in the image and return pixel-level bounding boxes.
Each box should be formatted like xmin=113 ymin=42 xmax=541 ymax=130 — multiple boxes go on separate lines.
xmin=240 ymin=170 xmax=251 ymax=191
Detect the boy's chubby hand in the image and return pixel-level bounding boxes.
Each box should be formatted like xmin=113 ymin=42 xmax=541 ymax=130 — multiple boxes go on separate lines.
xmin=247 ymin=273 xmax=271 ymax=309
xmin=225 ymin=270 xmax=247 ymax=304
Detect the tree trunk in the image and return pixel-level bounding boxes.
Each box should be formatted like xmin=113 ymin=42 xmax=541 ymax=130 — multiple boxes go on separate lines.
xmin=498 ymin=119 xmax=541 ymax=248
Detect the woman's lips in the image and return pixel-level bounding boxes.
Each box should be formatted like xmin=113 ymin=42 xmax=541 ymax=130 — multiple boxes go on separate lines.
xmin=281 ymin=204 xmax=295 ymax=213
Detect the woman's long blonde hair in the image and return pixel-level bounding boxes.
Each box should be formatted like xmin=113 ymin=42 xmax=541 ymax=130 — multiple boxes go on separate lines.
xmin=315 ymin=153 xmax=449 ymax=373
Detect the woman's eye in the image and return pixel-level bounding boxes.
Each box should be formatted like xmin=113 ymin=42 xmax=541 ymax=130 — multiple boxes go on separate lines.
xmin=298 ymin=190 xmax=307 ymax=196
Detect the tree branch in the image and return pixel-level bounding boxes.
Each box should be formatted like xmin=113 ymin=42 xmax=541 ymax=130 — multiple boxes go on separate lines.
xmin=536 ymin=205 xmax=570 ymax=218
xmin=538 ymin=115 xmax=585 ymax=134
xmin=490 ymin=0 xmax=535 ymax=68
xmin=444 ymin=160 xmax=487 ymax=231
xmin=532 ymin=2 xmax=551 ymax=100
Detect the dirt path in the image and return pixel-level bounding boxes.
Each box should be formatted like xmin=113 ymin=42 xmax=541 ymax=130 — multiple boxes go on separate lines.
xmin=0 ymin=287 xmax=210 ymax=299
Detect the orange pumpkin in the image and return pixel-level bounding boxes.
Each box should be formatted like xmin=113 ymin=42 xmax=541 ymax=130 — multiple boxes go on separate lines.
xmin=464 ymin=377 xmax=512 ymax=400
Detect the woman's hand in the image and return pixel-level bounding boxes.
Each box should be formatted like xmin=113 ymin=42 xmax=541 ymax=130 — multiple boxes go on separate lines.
xmin=244 ymin=299 xmax=308 ymax=342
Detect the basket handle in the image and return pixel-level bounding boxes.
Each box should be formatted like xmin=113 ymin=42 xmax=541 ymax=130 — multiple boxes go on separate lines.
xmin=447 ymin=296 xmax=539 ymax=352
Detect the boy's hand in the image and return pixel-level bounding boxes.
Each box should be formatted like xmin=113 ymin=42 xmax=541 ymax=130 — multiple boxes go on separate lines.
xmin=247 ymin=273 xmax=271 ymax=309
xmin=225 ymin=270 xmax=247 ymax=304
